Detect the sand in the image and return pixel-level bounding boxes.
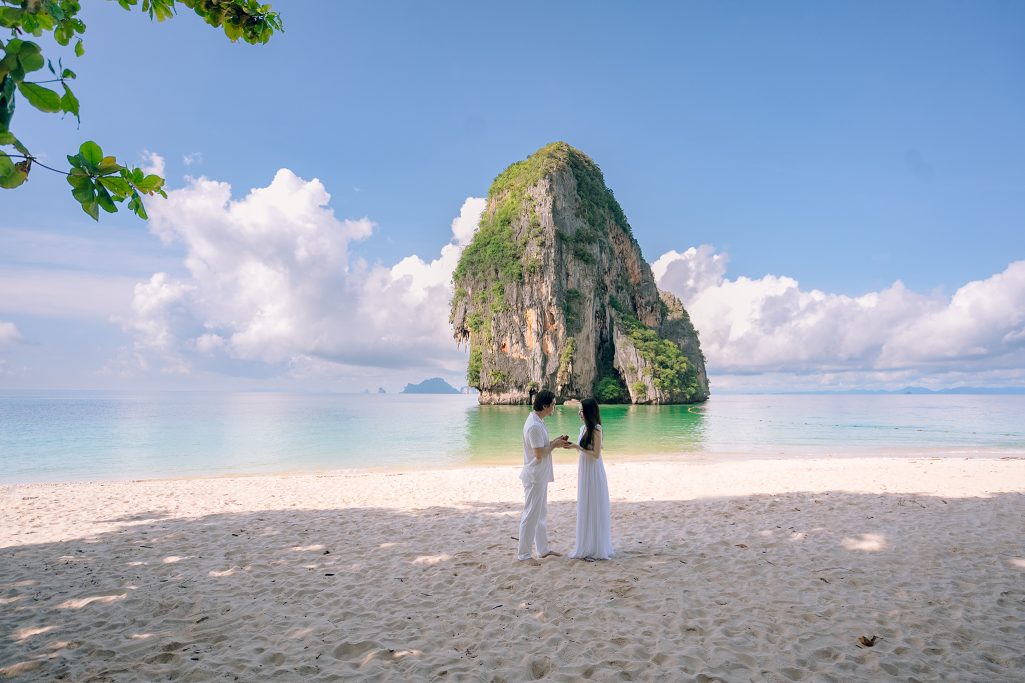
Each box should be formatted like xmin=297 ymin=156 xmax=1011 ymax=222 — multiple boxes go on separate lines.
xmin=2 ymin=456 xmax=1024 ymax=682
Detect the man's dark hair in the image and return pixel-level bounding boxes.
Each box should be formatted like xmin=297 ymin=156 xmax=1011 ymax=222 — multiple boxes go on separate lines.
xmin=532 ymin=389 xmax=556 ymax=412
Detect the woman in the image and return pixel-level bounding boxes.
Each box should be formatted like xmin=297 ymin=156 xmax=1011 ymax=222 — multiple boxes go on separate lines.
xmin=570 ymin=398 xmax=614 ymax=560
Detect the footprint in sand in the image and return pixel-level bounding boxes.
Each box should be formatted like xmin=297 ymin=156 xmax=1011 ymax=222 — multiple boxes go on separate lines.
xmin=529 ymin=655 xmax=552 ymax=679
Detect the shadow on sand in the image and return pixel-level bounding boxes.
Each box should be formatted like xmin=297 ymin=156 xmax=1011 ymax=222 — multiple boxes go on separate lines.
xmin=2 ymin=490 xmax=1024 ymax=681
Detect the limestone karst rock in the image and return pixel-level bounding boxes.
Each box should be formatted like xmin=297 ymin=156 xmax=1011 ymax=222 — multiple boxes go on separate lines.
xmin=450 ymin=142 xmax=709 ymax=405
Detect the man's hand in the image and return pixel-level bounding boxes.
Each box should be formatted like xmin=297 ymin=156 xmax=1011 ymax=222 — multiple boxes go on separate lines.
xmin=551 ymin=435 xmax=570 ymax=449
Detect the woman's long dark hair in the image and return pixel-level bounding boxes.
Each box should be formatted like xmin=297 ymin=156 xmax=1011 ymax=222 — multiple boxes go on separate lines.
xmin=579 ymin=398 xmax=602 ymax=450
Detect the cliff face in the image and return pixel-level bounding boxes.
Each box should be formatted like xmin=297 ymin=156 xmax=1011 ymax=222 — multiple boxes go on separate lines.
xmin=450 ymin=142 xmax=709 ymax=405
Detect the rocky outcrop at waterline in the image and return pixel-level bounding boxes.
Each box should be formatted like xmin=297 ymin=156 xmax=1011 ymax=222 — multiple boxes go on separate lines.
xmin=450 ymin=142 xmax=709 ymax=405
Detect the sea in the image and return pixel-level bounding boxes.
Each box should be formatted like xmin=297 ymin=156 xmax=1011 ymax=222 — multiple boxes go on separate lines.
xmin=1 ymin=392 xmax=1023 ymax=484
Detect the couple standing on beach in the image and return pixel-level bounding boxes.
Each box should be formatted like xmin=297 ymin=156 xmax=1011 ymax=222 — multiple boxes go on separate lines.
xmin=517 ymin=389 xmax=615 ymax=563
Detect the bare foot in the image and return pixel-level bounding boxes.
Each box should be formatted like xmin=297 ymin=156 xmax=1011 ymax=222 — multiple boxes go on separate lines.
xmin=541 ymin=550 xmax=563 ymax=558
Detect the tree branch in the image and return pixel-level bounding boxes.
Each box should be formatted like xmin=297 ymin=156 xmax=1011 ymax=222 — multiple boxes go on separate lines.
xmin=3 ymin=154 xmax=68 ymax=176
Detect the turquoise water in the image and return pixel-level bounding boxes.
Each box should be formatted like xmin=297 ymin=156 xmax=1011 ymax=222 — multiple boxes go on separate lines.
xmin=1 ymin=392 xmax=1023 ymax=483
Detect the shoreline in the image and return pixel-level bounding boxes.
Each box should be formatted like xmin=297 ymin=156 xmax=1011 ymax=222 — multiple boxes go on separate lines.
xmin=4 ymin=444 xmax=1024 ymax=488
xmin=3 ymin=456 xmax=1024 ymax=680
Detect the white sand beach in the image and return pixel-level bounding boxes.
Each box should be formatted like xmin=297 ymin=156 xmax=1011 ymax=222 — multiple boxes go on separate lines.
xmin=2 ymin=456 xmax=1024 ymax=681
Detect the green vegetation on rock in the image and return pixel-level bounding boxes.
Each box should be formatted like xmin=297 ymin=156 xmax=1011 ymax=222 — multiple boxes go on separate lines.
xmin=632 ymin=380 xmax=648 ymax=400
xmin=594 ymin=375 xmax=628 ymax=403
xmin=467 ymin=347 xmax=483 ymax=387
xmin=565 ymin=150 xmax=632 ymax=237
xmin=620 ymin=314 xmax=702 ymax=400
xmin=563 ymin=288 xmax=583 ymax=334
xmin=557 ymin=336 xmax=577 ymax=379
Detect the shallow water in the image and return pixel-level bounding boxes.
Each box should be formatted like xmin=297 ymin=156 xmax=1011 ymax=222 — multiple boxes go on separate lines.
xmin=1 ymin=392 xmax=1023 ymax=483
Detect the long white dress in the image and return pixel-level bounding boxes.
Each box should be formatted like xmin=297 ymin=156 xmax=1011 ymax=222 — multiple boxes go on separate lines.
xmin=570 ymin=424 xmax=614 ymax=560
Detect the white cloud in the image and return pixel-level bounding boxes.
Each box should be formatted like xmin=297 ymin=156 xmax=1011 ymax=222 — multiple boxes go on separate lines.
xmin=0 ymin=321 xmax=23 ymax=347
xmin=125 ymin=169 xmax=484 ymax=381
xmin=880 ymin=262 xmax=1025 ymax=367
xmin=140 ymin=150 xmax=165 ymax=177
xmin=183 ymin=152 xmax=203 ymax=166
xmin=451 ymin=197 xmax=487 ymax=247
xmin=651 ymin=246 xmax=728 ymax=305
xmin=654 ymin=245 xmax=1025 ymax=387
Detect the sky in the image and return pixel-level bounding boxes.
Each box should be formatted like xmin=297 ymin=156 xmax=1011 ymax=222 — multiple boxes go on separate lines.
xmin=2 ymin=1 xmax=1024 ymax=393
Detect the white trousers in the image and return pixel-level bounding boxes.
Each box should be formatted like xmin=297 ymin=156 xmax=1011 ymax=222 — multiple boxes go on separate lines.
xmin=517 ymin=480 xmax=550 ymax=560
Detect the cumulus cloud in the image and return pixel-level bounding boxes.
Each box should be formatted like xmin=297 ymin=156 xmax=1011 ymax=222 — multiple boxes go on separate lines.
xmin=125 ymin=169 xmax=484 ymax=380
xmin=140 ymin=150 xmax=165 ymax=177
xmin=654 ymin=245 xmax=1025 ymax=386
xmin=0 ymin=321 xmax=23 ymax=347
xmin=183 ymin=152 xmax=203 ymax=166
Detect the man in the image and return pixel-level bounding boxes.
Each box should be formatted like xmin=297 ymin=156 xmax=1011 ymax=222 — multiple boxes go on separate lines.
xmin=517 ymin=389 xmax=570 ymax=562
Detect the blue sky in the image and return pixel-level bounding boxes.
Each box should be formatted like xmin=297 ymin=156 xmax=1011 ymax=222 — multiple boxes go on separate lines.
xmin=2 ymin=1 xmax=1024 ymax=391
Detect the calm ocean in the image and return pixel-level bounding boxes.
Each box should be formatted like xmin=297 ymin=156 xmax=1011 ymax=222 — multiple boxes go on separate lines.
xmin=1 ymin=392 xmax=1023 ymax=484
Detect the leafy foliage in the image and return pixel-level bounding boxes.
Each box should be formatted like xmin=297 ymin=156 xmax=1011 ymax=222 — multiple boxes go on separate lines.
xmin=467 ymin=347 xmax=483 ymax=387
xmin=594 ymin=375 xmax=627 ymax=403
xmin=563 ymin=288 xmax=583 ymax=334
xmin=565 ymin=146 xmax=632 ymax=237
xmin=620 ymin=314 xmax=701 ymax=400
xmin=631 ymin=380 xmax=648 ymax=399
xmin=0 ymin=0 xmax=281 ymax=218
xmin=66 ymin=140 xmax=166 ymax=219
xmin=557 ymin=336 xmax=576 ymax=381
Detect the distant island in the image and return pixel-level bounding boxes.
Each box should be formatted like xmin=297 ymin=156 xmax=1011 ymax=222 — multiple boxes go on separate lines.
xmin=401 ymin=378 xmax=461 ymax=394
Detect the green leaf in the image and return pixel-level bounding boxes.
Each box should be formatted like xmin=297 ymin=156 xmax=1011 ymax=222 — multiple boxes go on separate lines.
xmin=60 ymin=83 xmax=79 ymax=121
xmin=61 ymin=67 xmax=76 ymax=80
xmin=0 ymin=164 xmax=28 ymax=189
xmin=79 ymin=140 xmax=103 ymax=167
xmin=71 ymin=178 xmax=95 ymax=203
xmin=95 ymin=183 xmax=118 ymax=213
xmin=0 ymin=8 xmax=25 ymax=30
xmin=99 ymin=175 xmax=132 ymax=196
xmin=17 ymin=82 xmax=62 ymax=113
xmin=0 ymin=75 xmax=14 ymax=134
xmin=16 ymin=42 xmax=44 ymax=73
xmin=81 ymin=199 xmax=99 ymax=221
xmin=135 ymin=174 xmax=164 ymax=193
xmin=223 ymin=21 xmax=242 ymax=42
xmin=54 ymin=23 xmax=72 ymax=46
xmin=74 ymin=39 xmax=84 ymax=57
xmin=97 ymin=156 xmax=123 ymax=175
xmin=128 ymin=192 xmax=148 ymax=219
xmin=66 ymin=168 xmax=92 ymax=190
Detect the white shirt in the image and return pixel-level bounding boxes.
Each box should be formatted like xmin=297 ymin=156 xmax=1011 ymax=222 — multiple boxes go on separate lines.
xmin=521 ymin=411 xmax=554 ymax=484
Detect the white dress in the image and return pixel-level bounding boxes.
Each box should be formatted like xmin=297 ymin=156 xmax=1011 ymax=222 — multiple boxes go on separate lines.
xmin=570 ymin=424 xmax=614 ymax=560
